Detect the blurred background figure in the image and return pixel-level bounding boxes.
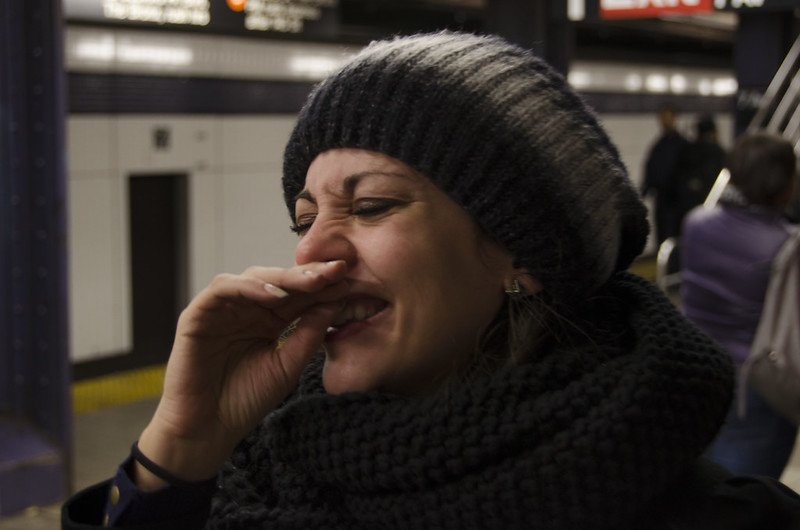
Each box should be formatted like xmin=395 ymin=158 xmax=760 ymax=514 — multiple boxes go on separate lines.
xmin=681 ymin=132 xmax=798 ymax=479
xmin=673 ymin=114 xmax=727 ymax=238
xmin=641 ymin=104 xmax=688 ymax=246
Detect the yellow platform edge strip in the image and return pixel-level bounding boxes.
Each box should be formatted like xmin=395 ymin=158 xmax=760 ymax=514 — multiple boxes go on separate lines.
xmin=629 ymin=255 xmax=656 ymax=282
xmin=72 ymin=364 xmax=166 ymax=415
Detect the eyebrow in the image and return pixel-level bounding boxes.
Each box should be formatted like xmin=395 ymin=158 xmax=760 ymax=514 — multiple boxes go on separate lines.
xmin=293 ymin=170 xmax=415 ymax=203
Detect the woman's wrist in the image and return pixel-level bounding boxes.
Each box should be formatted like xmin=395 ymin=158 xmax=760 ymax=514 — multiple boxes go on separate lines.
xmin=133 ymin=423 xmax=230 ymax=491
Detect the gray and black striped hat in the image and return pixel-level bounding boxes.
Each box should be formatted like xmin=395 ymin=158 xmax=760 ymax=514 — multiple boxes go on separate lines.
xmin=283 ymin=31 xmax=649 ymax=305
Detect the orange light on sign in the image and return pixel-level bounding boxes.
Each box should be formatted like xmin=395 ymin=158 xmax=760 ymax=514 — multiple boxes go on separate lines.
xmin=600 ymin=0 xmax=713 ymax=19
xmin=227 ymin=0 xmax=247 ymax=12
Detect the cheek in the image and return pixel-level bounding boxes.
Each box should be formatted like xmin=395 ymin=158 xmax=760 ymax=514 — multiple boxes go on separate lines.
xmin=400 ymin=234 xmax=502 ymax=328
xmin=356 ymin=225 xmax=425 ymax=279
xmin=357 ymin=234 xmax=406 ymax=280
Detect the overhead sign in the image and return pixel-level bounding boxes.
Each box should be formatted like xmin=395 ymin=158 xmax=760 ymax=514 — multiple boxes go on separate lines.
xmin=64 ymin=0 xmax=339 ymax=36
xmin=600 ymin=0 xmax=715 ymax=19
xmin=714 ymin=0 xmax=800 ymax=11
xmin=99 ymin=0 xmax=211 ymax=26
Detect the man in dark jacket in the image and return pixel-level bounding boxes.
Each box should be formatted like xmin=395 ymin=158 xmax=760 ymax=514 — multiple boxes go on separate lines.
xmin=673 ymin=114 xmax=727 ymax=237
xmin=641 ymin=104 xmax=688 ymax=246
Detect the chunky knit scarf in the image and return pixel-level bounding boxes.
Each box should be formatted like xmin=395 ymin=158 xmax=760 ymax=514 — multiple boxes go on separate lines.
xmin=208 ymin=273 xmax=733 ymax=529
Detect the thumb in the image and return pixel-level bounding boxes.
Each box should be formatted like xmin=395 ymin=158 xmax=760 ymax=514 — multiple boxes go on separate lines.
xmin=276 ymin=301 xmax=343 ymax=381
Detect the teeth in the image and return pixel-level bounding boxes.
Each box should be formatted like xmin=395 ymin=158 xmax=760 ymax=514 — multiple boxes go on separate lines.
xmin=333 ymin=300 xmax=384 ymax=326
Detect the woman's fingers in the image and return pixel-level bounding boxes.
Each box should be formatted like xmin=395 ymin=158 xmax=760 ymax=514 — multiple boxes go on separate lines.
xmin=201 ymin=261 xmax=341 ymax=303
xmin=241 ymin=260 xmax=348 ymax=294
xmin=184 ymin=261 xmax=349 ymax=327
xmin=271 ymin=301 xmax=343 ymax=392
xmin=204 ymin=261 xmax=348 ymax=307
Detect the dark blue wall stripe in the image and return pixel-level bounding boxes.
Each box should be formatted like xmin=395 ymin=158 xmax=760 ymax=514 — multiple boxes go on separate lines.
xmin=581 ymin=91 xmax=734 ymax=115
xmin=68 ymin=73 xmax=315 ymax=114
xmin=68 ymin=72 xmax=734 ymax=115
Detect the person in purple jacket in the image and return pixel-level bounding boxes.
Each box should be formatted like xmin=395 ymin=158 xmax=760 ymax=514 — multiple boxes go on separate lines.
xmin=681 ymin=132 xmax=798 ymax=479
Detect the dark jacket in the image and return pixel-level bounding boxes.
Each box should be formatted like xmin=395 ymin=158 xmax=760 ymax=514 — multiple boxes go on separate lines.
xmin=642 ymin=130 xmax=689 ymax=242
xmin=672 ymin=140 xmax=726 ymax=237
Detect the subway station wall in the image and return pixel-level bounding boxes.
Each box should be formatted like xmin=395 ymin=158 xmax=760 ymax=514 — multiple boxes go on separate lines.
xmin=67 ymin=115 xmax=298 ymax=361
xmin=66 ymin=112 xmax=733 ymax=362
xmin=64 ymin=24 xmax=736 ymax=364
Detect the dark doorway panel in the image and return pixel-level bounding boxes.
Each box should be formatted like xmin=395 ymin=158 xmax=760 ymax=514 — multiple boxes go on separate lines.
xmin=128 ymin=173 xmax=188 ymax=366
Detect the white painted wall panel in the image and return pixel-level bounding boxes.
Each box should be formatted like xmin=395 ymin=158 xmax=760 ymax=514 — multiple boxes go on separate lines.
xmin=599 ymin=114 xmax=658 ymax=190
xmin=187 ymin=168 xmax=220 ymax=296
xmin=221 ymin=116 xmax=297 ymax=168
xmin=220 ymin=167 xmax=297 ymax=273
xmin=218 ymin=116 xmax=298 ymax=273
xmin=68 ymin=176 xmax=121 ymax=361
xmin=116 ymin=116 xmax=218 ymax=173
xmin=67 ymin=116 xmax=116 ymax=174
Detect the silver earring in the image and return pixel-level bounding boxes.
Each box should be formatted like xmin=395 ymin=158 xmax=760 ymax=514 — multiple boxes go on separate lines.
xmin=505 ymin=278 xmax=523 ymax=295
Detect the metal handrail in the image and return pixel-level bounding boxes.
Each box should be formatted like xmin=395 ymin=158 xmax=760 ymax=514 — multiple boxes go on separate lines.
xmin=703 ymin=168 xmax=731 ymax=209
xmin=655 ymin=236 xmax=679 ymax=291
xmin=784 ymin=97 xmax=800 ymax=145
xmin=766 ymin=73 xmax=800 ymax=134
xmin=747 ymin=34 xmax=800 ymax=134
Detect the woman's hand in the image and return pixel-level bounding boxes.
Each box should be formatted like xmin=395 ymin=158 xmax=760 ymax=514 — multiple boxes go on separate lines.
xmin=134 ymin=260 xmax=349 ymax=489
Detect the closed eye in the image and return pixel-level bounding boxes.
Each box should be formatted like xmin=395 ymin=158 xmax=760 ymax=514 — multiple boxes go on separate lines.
xmin=353 ymin=198 xmax=403 ymax=217
xmin=290 ymin=199 xmax=404 ymax=236
xmin=289 ymin=223 xmax=310 ymax=235
xmin=290 ymin=213 xmax=315 ymax=235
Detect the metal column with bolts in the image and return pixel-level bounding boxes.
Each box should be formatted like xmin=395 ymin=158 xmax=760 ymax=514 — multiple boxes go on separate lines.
xmin=0 ymin=0 xmax=71 ymax=516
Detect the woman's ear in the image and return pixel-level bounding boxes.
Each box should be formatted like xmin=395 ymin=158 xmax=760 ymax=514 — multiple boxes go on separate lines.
xmin=505 ymin=271 xmax=542 ymax=295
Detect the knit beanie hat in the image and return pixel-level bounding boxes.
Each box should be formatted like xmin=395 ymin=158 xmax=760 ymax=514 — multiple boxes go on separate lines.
xmin=283 ymin=31 xmax=649 ymax=305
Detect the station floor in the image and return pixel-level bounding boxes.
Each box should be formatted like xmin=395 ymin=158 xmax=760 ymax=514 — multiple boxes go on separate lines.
xmin=1 ymin=257 xmax=799 ymax=528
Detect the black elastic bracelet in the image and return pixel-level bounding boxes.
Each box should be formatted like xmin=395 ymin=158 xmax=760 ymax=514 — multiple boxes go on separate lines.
xmin=130 ymin=441 xmax=214 ymax=489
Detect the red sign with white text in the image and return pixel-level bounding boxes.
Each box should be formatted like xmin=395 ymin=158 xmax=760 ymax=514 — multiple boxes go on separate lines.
xmin=600 ymin=0 xmax=714 ymax=19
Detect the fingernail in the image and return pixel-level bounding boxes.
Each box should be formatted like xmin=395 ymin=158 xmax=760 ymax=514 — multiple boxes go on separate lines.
xmin=302 ymin=269 xmax=316 ymax=277
xmin=325 ymin=260 xmax=344 ymax=267
xmin=264 ymin=283 xmax=289 ymax=298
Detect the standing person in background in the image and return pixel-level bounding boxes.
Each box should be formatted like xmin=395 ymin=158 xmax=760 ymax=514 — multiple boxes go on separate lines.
xmin=681 ymin=132 xmax=798 ymax=479
xmin=641 ymin=104 xmax=688 ymax=246
xmin=673 ymin=114 xmax=727 ymax=237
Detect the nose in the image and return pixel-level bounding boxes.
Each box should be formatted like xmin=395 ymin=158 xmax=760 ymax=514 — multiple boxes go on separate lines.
xmin=294 ymin=217 xmax=357 ymax=267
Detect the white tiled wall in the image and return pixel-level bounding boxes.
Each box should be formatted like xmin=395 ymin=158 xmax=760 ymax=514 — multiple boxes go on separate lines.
xmin=218 ymin=117 xmax=298 ymax=272
xmin=68 ymin=176 xmax=119 ymax=361
xmin=67 ymin=115 xmax=298 ymax=361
